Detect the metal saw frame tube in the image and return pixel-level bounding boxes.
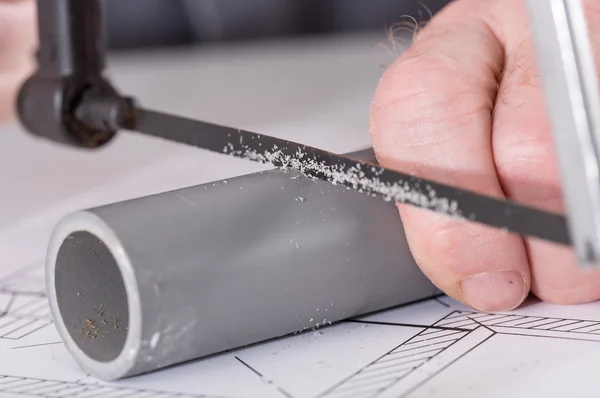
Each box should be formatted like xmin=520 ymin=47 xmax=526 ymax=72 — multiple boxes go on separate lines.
xmin=45 ymin=149 xmax=439 ymax=381
xmin=525 ymin=0 xmax=600 ymax=267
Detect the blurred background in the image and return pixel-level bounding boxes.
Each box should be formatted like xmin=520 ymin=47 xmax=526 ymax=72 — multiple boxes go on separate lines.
xmin=3 ymin=0 xmax=453 ymax=255
xmin=105 ymin=0 xmax=450 ymax=50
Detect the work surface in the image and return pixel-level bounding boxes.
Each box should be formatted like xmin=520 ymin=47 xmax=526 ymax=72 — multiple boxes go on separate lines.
xmin=1 ymin=33 xmax=600 ymax=398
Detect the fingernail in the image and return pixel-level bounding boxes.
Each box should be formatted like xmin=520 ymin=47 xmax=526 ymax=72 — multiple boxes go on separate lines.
xmin=459 ymin=271 xmax=526 ymax=312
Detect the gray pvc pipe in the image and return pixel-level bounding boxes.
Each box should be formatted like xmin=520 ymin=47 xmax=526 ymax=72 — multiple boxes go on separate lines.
xmin=45 ymin=149 xmax=439 ymax=381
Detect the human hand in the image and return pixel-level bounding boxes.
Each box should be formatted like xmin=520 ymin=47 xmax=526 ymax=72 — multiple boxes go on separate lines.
xmin=0 ymin=0 xmax=36 ymax=123
xmin=370 ymin=0 xmax=600 ymax=311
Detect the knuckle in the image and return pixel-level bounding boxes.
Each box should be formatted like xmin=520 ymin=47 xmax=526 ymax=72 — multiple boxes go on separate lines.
xmin=371 ymin=51 xmax=492 ymax=164
xmin=408 ymin=215 xmax=466 ymax=263
xmin=375 ymin=51 xmax=466 ymax=109
xmin=494 ymin=141 xmax=541 ymax=183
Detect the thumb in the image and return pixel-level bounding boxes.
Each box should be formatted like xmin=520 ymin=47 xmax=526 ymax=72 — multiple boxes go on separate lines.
xmin=370 ymin=0 xmax=531 ymax=311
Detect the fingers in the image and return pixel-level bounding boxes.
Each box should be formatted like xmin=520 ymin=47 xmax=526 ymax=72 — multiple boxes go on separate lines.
xmin=370 ymin=0 xmax=530 ymax=311
xmin=491 ymin=0 xmax=600 ymax=304
xmin=0 ymin=0 xmax=36 ymax=123
xmin=0 ymin=0 xmax=36 ymax=71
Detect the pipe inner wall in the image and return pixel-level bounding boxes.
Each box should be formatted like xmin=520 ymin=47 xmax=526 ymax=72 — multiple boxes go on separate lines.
xmin=55 ymin=231 xmax=129 ymax=362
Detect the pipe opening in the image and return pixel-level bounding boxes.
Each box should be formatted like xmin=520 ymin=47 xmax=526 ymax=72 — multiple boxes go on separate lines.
xmin=55 ymin=231 xmax=129 ymax=363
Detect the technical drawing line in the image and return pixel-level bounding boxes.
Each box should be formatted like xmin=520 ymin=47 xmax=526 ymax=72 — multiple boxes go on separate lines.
xmin=10 ymin=296 xmax=44 ymax=313
xmin=0 ymin=289 xmax=45 ymax=297
xmin=394 ymin=336 xmax=465 ymax=351
xmin=487 ymin=316 xmax=528 ymax=327
xmin=527 ymin=319 xmax=567 ymax=329
xmin=489 ymin=330 xmax=600 ymax=343
xmin=315 ymin=328 xmax=431 ymax=398
xmin=547 ymin=320 xmax=581 ymax=330
xmin=334 ymin=368 xmax=409 ymax=387
xmin=1 ymin=319 xmax=38 ymax=337
xmin=432 ymin=315 xmax=478 ymax=329
xmin=0 ymin=374 xmax=234 ymax=398
xmin=235 ymin=356 xmax=294 ymax=398
xmin=377 ymin=349 xmax=443 ymax=365
xmin=399 ymin=331 xmax=496 ymax=398
xmin=436 ymin=312 xmax=466 ymax=321
xmin=19 ymin=381 xmax=63 ymax=394
xmin=0 ymin=294 xmax=16 ymax=317
xmin=329 ymin=331 xmax=469 ymax=398
xmin=0 ymin=318 xmax=53 ymax=340
xmin=0 ymin=291 xmax=53 ymax=340
xmin=346 ymin=320 xmax=470 ymax=332
xmin=512 ymin=317 xmax=548 ymax=327
xmin=517 ymin=318 xmax=559 ymax=329
xmin=454 ymin=314 xmax=500 ymax=336
xmin=0 ymin=377 xmax=22 ymax=386
xmin=11 ymin=379 xmax=47 ymax=393
xmin=357 ymin=359 xmax=421 ymax=375
xmin=372 ymin=357 xmax=431 ymax=370
xmin=317 ymin=311 xmax=476 ymax=398
xmin=401 ymin=330 xmax=466 ymax=345
xmin=419 ymin=329 xmax=471 ymax=340
xmin=439 ymin=310 xmax=600 ymax=338
xmin=568 ymin=322 xmax=600 ymax=332
xmin=10 ymin=341 xmax=62 ymax=350
xmin=9 ymin=308 xmax=51 ymax=321
xmin=0 ymin=273 xmax=46 ymax=296
xmin=8 ymin=320 xmax=53 ymax=340
xmin=448 ymin=310 xmax=600 ymax=329
xmin=0 ymin=317 xmax=22 ymax=331
xmin=465 ymin=313 xmax=506 ymax=322
xmin=441 ymin=311 xmax=496 ymax=322
xmin=433 ymin=298 xmax=450 ymax=308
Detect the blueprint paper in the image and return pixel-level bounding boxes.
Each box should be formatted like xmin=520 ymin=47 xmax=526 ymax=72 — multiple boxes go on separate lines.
xmin=2 ymin=255 xmax=600 ymax=398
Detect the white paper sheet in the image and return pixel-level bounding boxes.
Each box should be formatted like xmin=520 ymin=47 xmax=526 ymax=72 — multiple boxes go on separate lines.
xmin=2 ymin=33 xmax=599 ymax=398
xmin=2 ymin=262 xmax=600 ymax=398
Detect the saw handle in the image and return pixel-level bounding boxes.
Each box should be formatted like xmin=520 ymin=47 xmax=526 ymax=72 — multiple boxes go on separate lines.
xmin=16 ymin=0 xmax=133 ymax=149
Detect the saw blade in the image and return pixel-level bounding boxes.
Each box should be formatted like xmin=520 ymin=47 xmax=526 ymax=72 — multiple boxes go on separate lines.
xmin=133 ymin=108 xmax=571 ymax=246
